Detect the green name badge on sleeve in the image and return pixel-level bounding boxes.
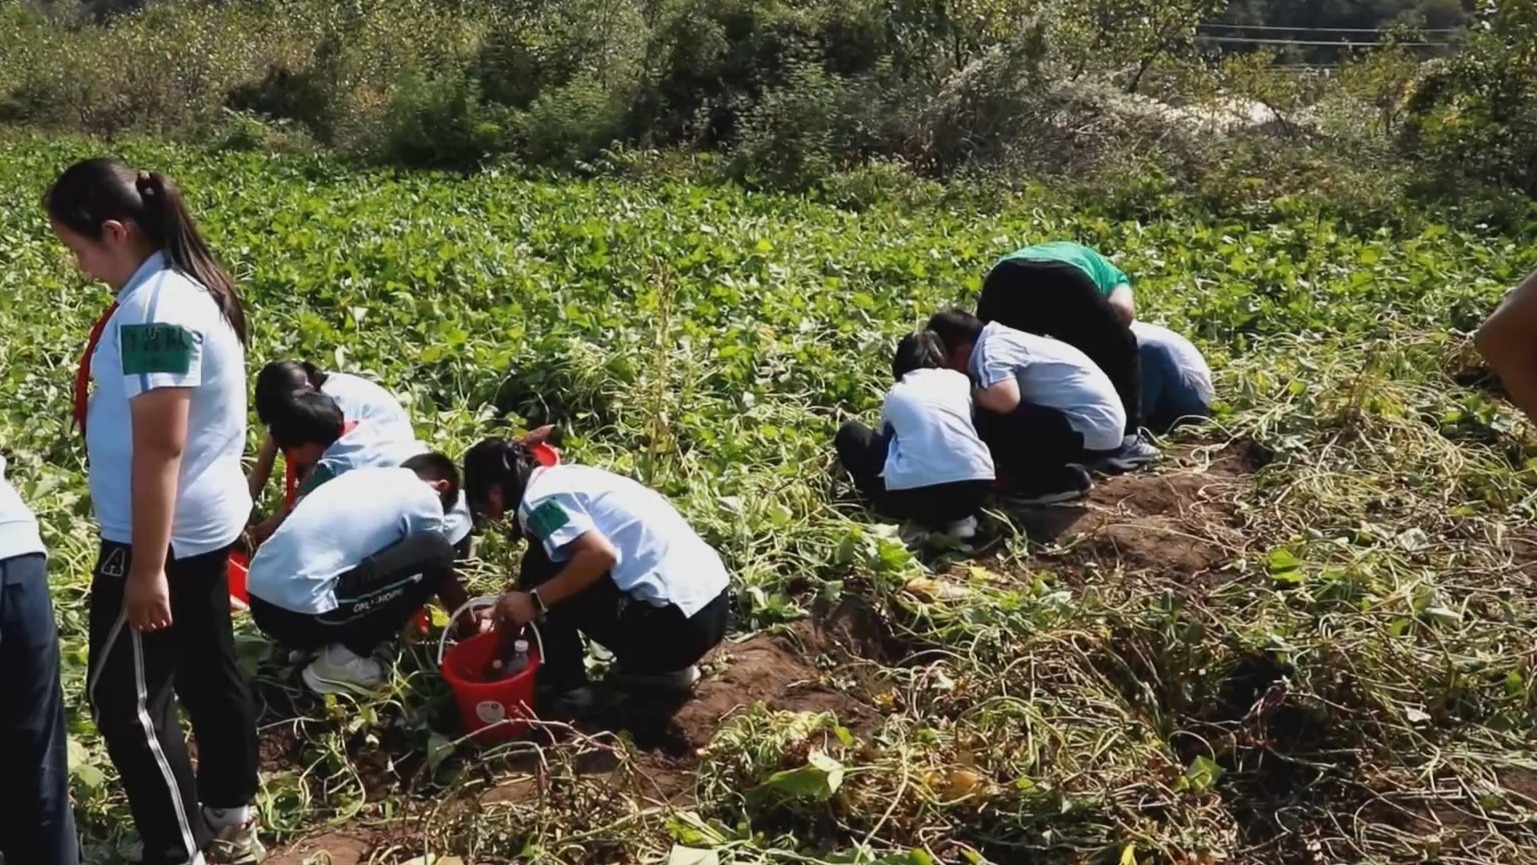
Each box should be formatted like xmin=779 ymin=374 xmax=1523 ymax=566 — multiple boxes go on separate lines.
xmin=527 ymin=499 xmax=570 ymax=540
xmin=120 ymin=323 xmax=195 ymax=376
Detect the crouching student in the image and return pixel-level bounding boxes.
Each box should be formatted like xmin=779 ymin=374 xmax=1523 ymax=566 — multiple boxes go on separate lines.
xmin=1132 ymin=321 xmax=1214 ymax=434
xmin=927 ymin=310 xmax=1126 ymax=504
xmin=264 ymin=390 xmax=476 ymax=556
xmin=835 ymin=331 xmax=995 ymax=541
xmin=0 ymin=456 xmax=79 ymax=865
xmin=246 ymin=456 xmax=472 ymax=694
xmin=463 ymin=439 xmax=731 ymax=714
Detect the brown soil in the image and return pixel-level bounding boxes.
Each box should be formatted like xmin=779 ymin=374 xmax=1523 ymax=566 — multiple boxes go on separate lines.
xmin=266 ymin=831 xmax=373 ymax=865
xmin=1005 ymin=439 xmax=1259 ymax=592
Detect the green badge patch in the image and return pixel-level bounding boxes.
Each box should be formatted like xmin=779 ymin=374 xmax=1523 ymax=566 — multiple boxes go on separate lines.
xmin=120 ymin=323 xmax=195 ymax=376
xmin=526 ymin=499 xmax=570 ymax=540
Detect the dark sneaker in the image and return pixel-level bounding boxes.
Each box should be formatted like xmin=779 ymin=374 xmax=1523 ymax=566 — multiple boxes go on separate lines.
xmin=612 ymin=665 xmax=702 ymax=693
xmin=1092 ymin=433 xmax=1162 ymax=474
xmin=1004 ymin=464 xmax=1093 ymax=506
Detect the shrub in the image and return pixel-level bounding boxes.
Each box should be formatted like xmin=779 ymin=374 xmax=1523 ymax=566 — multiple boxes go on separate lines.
xmin=376 ymin=68 xmax=506 ymax=171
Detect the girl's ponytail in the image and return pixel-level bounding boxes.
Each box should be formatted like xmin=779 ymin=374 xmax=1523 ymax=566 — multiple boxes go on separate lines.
xmin=462 ymin=438 xmax=538 ymax=519
xmin=46 ymin=158 xmax=248 ymax=346
xmin=134 ymin=170 xmax=248 ymax=347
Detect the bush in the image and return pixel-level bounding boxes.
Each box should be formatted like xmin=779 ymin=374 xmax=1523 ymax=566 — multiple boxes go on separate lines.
xmin=513 ymin=73 xmax=630 ymax=169
xmin=376 ymin=68 xmax=505 ymax=171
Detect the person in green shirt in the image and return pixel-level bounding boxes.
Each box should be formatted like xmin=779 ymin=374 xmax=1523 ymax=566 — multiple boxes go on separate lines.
xmin=976 ymin=241 xmax=1157 ymax=467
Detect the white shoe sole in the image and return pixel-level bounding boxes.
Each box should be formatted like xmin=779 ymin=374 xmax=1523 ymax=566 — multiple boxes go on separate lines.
xmin=301 ymin=665 xmax=381 ymax=697
xmin=614 ymin=665 xmax=701 ymax=692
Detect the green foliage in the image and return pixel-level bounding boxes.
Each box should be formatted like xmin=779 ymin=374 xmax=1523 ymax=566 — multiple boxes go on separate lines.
xmin=4 ymin=133 xmax=1537 ymax=863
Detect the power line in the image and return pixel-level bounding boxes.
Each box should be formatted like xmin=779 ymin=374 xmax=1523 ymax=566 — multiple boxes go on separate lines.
xmin=1198 ymin=35 xmax=1452 ymax=48
xmin=1200 ymin=23 xmax=1462 ymax=35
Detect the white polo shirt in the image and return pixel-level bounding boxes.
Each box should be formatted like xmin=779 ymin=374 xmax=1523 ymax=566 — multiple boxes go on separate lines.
xmin=969 ymin=322 xmax=1126 ymax=452
xmin=86 ymin=253 xmax=252 ymax=558
xmin=879 ymin=368 xmax=994 ymax=490
xmin=320 ymin=373 xmax=414 ymax=443
xmin=249 ymin=467 xmax=443 ymax=614
xmin=0 ymin=456 xmax=45 ymax=563
xmin=518 ymin=465 xmax=730 ymax=618
xmin=298 ymin=424 xmax=472 ymax=545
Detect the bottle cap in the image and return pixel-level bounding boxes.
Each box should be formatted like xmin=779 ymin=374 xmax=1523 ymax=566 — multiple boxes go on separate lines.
xmin=513 ymin=639 xmax=529 ymax=652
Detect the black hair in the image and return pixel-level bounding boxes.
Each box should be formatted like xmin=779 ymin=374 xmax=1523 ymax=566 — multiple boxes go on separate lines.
xmin=462 ymin=438 xmax=538 ymax=519
xmin=254 ymin=360 xmax=326 ymax=426
xmin=46 ymin=158 xmax=248 ymax=346
xmin=267 ymin=390 xmax=345 ymax=451
xmin=925 ymin=309 xmax=985 ymax=356
xmin=892 ymin=330 xmax=948 ymax=381
xmin=402 ymin=452 xmax=462 ymax=513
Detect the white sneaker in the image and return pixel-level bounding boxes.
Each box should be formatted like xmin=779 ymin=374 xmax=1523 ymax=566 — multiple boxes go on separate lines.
xmin=301 ymin=645 xmax=384 ymax=696
xmin=946 ymin=516 xmax=979 ymax=541
xmin=205 ymin=807 xmax=266 ymax=864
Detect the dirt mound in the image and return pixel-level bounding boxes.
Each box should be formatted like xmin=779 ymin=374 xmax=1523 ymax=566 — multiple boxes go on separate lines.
xmin=1017 ymin=440 xmax=1258 ymax=588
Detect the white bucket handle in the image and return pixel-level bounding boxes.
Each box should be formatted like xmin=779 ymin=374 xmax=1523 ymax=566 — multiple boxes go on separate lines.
xmin=436 ymin=594 xmax=546 ymax=669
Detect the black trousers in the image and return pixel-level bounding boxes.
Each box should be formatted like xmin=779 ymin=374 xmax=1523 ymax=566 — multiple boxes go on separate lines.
xmin=87 ymin=541 xmax=259 ymax=865
xmin=518 ymin=543 xmax=730 ymax=692
xmin=834 ymin=421 xmax=991 ymax=527
xmin=251 ymin=531 xmax=454 ymax=657
xmin=0 ymin=553 xmax=79 ymax=865
xmin=973 ymin=400 xmax=1104 ymax=482
xmin=978 ymin=258 xmax=1142 ymax=433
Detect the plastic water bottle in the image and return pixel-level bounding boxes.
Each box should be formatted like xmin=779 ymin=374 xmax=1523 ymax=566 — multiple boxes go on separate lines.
xmin=487 ymin=639 xmax=531 ymax=680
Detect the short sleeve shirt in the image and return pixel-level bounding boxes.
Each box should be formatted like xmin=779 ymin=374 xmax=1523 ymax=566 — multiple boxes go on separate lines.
xmin=970 ymin=322 xmax=1127 ymax=452
xmin=86 ymin=253 xmax=252 ymax=557
xmin=298 ymin=424 xmax=472 ymax=545
xmin=998 ymin=242 xmax=1131 ymax=298
xmin=320 ymin=373 xmax=414 ymax=443
xmin=248 ymin=467 xmax=443 ymax=613
xmin=878 ymin=368 xmax=994 ymax=490
xmin=517 ymin=465 xmax=730 ymax=618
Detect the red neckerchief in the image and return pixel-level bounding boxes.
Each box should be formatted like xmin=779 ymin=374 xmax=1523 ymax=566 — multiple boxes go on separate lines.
xmin=73 ymin=303 xmax=119 ymax=436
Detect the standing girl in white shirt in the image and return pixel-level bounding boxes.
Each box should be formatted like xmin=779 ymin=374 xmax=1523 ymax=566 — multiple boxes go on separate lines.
xmin=49 ymin=158 xmax=263 ymax=865
xmin=834 ymin=331 xmax=995 ymax=540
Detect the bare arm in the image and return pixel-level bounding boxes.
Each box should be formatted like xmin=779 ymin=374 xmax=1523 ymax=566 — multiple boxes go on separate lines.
xmin=128 ymin=389 xmax=191 ymax=630
xmin=248 ymin=434 xmax=277 ymax=500
xmin=496 ymin=532 xmax=618 ymax=628
xmin=1108 ymin=284 xmax=1136 ymax=325
xmin=975 ymin=379 xmax=1022 ymax=415
xmin=1476 ymin=269 xmax=1537 ymax=425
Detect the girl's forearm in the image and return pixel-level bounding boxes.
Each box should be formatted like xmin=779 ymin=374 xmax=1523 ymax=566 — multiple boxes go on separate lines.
xmin=535 ymin=545 xmax=612 ymax=608
xmin=131 ymin=445 xmax=181 ymax=574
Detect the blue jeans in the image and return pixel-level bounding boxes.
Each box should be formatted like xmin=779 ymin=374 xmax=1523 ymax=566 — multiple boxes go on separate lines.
xmin=0 ymin=553 xmax=80 ymax=865
xmin=1140 ymin=342 xmax=1213 ymax=434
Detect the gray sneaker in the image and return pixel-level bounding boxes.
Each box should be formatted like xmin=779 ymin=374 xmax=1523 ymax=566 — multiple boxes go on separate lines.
xmin=206 ymin=810 xmax=266 ymax=865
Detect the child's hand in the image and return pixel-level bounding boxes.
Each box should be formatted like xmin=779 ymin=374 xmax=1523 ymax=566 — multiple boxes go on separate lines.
xmin=495 ymin=591 xmax=540 ymax=629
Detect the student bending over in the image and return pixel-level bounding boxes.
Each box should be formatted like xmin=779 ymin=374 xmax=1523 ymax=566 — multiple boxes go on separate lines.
xmin=263 ymin=390 xmax=476 ymax=554
xmin=835 ymin=331 xmax=995 ymax=541
xmin=928 ymin=310 xmax=1126 ymax=504
xmin=248 ymin=359 xmax=415 ymax=502
xmin=246 ymin=457 xmax=473 ymax=694
xmin=1132 ymin=321 xmax=1214 ymax=434
xmin=976 ymin=241 xmax=1158 ymax=464
xmin=463 ymin=439 xmax=731 ymax=715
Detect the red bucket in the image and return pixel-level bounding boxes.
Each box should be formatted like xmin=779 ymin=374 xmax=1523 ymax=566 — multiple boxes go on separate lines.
xmin=532 ymin=442 xmax=560 ymax=467
xmin=441 ymin=630 xmax=542 ymax=743
xmin=228 ymin=550 xmax=250 ymax=609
